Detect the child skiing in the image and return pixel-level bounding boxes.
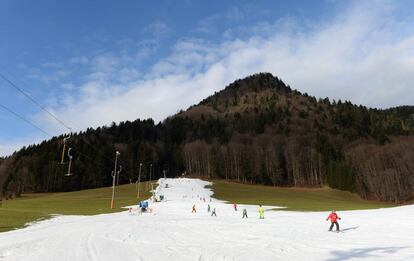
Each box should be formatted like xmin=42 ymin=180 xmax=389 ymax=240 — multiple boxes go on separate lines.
xmin=258 ymin=205 xmax=265 ymax=219
xmin=192 ymin=204 xmax=197 ymax=213
xmin=233 ymin=203 xmax=238 ymax=211
xmin=207 ymin=204 xmax=211 ymax=212
xmin=211 ymin=208 xmax=217 ymax=217
xmin=242 ymin=208 xmax=248 ymax=218
xmin=326 ymin=210 xmax=341 ymax=232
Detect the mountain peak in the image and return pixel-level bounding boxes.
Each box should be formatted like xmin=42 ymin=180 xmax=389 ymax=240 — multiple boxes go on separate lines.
xmin=200 ymin=72 xmax=292 ymax=106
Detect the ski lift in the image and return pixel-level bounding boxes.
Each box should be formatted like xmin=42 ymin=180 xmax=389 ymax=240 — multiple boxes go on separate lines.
xmin=116 ymin=165 xmax=122 ymax=185
xmin=60 ymin=133 xmax=71 ymax=164
xmin=65 ymin=147 xmax=73 ymax=176
xmin=111 ymin=165 xmax=122 ymax=183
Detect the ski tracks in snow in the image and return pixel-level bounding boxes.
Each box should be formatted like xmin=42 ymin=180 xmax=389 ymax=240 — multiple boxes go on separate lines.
xmin=0 ymin=178 xmax=414 ymax=260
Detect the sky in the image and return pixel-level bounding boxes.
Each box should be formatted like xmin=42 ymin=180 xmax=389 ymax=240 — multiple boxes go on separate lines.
xmin=1 ymin=0 xmax=414 ymax=156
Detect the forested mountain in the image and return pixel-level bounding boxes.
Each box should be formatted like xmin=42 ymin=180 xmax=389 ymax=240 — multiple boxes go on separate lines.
xmin=1 ymin=73 xmax=413 ymax=202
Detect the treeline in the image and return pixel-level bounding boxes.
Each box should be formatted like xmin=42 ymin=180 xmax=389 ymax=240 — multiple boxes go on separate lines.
xmin=1 ymin=73 xmax=413 ymax=202
xmin=0 ymin=119 xmax=184 ymax=197
xmin=346 ymin=137 xmax=414 ymax=202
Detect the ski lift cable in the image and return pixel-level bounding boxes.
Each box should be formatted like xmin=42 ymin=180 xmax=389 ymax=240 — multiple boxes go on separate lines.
xmin=0 ymin=71 xmax=117 ymax=166
xmin=0 ymin=71 xmax=131 ymax=176
xmin=0 ymin=103 xmax=113 ymax=173
xmin=0 ymin=72 xmax=72 ymax=132
xmin=0 ymin=70 xmax=118 ymax=161
xmin=0 ymin=103 xmax=51 ymax=136
xmin=0 ymin=71 xmax=111 ymax=162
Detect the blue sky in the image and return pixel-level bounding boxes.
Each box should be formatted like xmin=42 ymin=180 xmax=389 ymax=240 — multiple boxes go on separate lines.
xmin=1 ymin=0 xmax=414 ymax=156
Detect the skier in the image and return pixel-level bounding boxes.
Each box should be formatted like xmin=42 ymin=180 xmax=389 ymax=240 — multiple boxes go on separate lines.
xmin=258 ymin=205 xmax=265 ymax=219
xmin=192 ymin=204 xmax=197 ymax=213
xmin=326 ymin=210 xmax=341 ymax=232
xmin=211 ymin=208 xmax=217 ymax=217
xmin=233 ymin=203 xmax=238 ymax=211
xmin=242 ymin=208 xmax=248 ymax=218
xmin=207 ymin=204 xmax=211 ymax=213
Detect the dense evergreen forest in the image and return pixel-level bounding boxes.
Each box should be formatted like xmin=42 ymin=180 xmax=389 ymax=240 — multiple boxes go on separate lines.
xmin=1 ymin=73 xmax=413 ymax=202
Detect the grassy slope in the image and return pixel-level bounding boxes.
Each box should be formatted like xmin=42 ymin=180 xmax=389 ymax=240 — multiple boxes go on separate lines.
xmin=0 ymin=182 xmax=153 ymax=232
xmin=211 ymin=180 xmax=394 ymax=211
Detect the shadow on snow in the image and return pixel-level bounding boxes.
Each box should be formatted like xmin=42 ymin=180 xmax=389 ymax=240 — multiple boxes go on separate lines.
xmin=326 ymin=246 xmax=410 ymax=261
xmin=340 ymin=226 xmax=359 ymax=232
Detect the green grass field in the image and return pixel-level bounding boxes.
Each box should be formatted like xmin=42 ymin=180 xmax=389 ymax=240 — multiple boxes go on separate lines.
xmin=210 ymin=180 xmax=394 ymax=211
xmin=0 ymin=182 xmax=153 ymax=232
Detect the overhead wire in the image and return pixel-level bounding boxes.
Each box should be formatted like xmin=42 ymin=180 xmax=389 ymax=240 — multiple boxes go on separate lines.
xmin=0 ymin=102 xmax=114 ymax=172
xmin=0 ymin=71 xmax=117 ymax=163
xmin=0 ymin=71 xmax=129 ymax=175
xmin=0 ymin=72 xmax=72 ymax=131
xmin=0 ymin=103 xmax=51 ymax=137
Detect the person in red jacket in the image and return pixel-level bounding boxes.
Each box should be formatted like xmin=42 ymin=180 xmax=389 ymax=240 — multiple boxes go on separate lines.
xmin=326 ymin=210 xmax=341 ymax=231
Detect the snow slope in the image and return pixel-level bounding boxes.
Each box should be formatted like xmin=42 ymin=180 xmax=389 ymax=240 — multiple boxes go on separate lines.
xmin=0 ymin=178 xmax=413 ymax=261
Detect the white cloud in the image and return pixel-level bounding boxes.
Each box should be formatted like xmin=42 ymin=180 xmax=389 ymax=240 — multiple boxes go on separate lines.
xmin=3 ymin=0 xmax=414 ymax=156
xmin=142 ymin=21 xmax=171 ymax=39
xmin=39 ymin=1 xmax=414 ymax=132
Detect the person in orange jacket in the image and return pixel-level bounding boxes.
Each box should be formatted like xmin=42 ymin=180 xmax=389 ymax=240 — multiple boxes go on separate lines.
xmin=326 ymin=210 xmax=341 ymax=231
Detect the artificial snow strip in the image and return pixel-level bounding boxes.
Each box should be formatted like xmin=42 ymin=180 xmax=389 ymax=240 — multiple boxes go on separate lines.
xmin=0 ymin=178 xmax=412 ymax=261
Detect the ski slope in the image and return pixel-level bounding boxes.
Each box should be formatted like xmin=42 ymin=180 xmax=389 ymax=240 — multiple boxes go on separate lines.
xmin=0 ymin=178 xmax=413 ymax=261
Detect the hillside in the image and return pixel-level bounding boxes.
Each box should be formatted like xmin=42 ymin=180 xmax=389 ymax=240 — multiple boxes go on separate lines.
xmin=1 ymin=73 xmax=413 ymax=202
xmin=178 ymin=73 xmax=414 ymax=201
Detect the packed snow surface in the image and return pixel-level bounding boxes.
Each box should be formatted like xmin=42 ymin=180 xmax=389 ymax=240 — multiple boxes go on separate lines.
xmin=0 ymin=178 xmax=413 ymax=261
